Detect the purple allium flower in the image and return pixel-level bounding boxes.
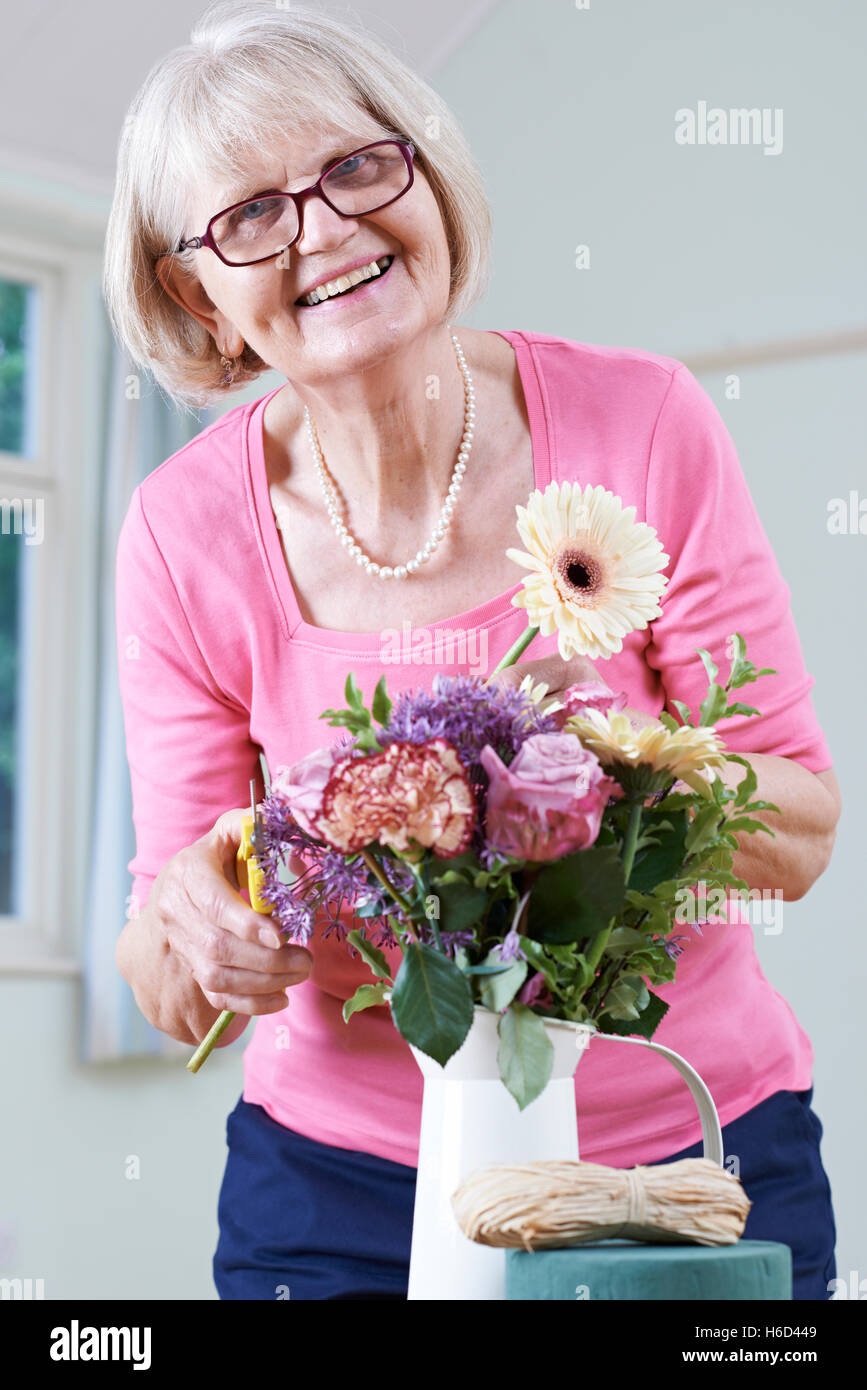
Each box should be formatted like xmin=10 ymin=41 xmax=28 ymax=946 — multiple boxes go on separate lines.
xmin=381 ymin=674 xmax=558 ymax=772
xmin=417 ymin=925 xmax=478 ymax=958
xmin=492 ymin=928 xmax=526 ymax=963
xmin=478 ymin=844 xmax=505 ymax=872
xmin=662 ymin=933 xmax=691 ymax=959
xmin=367 ymin=919 xmax=401 ymax=951
xmin=379 ymin=673 xmax=560 ymax=842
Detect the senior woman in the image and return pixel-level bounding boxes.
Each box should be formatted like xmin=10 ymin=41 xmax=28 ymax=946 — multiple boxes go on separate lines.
xmin=107 ymin=1 xmax=841 ymax=1301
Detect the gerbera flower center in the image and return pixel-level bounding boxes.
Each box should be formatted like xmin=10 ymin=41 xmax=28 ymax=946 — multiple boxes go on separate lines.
xmin=554 ymin=545 xmax=605 ymax=605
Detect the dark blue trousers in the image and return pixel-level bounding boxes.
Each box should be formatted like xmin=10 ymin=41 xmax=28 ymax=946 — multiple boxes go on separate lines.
xmin=213 ymin=1087 xmax=836 ymax=1301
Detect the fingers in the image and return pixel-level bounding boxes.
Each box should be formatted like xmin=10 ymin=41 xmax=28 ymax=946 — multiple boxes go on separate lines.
xmin=168 ymin=912 xmax=313 ymax=978
xmin=150 ymin=814 xmax=316 ymax=1019
xmin=200 ymin=986 xmax=296 ymax=1016
xmin=622 ymin=706 xmax=665 ymax=732
xmin=485 ymin=652 xmax=602 ymax=694
xmin=190 ymin=955 xmax=312 ymax=1011
xmin=168 ymin=923 xmax=313 ymax=1017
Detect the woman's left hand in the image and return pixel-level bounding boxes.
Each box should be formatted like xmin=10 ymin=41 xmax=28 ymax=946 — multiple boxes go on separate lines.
xmin=485 ymin=651 xmax=663 ymax=732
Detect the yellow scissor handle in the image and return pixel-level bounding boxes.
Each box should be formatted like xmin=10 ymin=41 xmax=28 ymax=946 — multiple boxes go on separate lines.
xmin=236 ymin=811 xmax=274 ymax=915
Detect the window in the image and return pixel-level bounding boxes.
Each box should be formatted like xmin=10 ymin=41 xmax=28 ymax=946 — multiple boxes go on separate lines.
xmin=0 ymin=276 xmax=41 ymax=916
xmin=0 ymin=223 xmax=103 ymax=972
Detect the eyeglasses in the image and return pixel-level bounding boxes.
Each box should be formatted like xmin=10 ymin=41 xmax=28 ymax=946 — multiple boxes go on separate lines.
xmin=173 ymin=139 xmax=416 ymax=267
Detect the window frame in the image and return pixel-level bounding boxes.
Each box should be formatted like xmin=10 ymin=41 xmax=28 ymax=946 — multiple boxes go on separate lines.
xmin=0 ymin=213 xmax=105 ymax=974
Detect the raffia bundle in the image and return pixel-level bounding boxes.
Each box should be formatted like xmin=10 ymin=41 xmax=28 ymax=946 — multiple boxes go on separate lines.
xmin=451 ymin=1158 xmax=751 ymax=1251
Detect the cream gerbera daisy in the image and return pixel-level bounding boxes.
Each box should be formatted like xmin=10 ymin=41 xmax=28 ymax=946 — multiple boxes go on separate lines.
xmin=506 ymin=481 xmax=669 ymax=660
xmin=564 ymin=708 xmax=728 ymax=797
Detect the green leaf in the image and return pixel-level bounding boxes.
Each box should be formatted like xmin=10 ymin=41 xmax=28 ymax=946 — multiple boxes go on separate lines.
xmin=544 ymin=941 xmax=585 ymax=965
xmin=390 ymin=943 xmax=474 ymax=1065
xmin=454 ymin=945 xmax=471 ymax=973
xmin=603 ymin=926 xmax=654 ymax=956
xmin=671 ymin=699 xmax=694 ymax=726
xmin=654 ymin=796 xmax=698 ymax=820
xmin=658 ymin=711 xmax=680 ymax=732
xmin=527 ymin=845 xmax=626 ymax=943
xmin=628 ymin=810 xmax=688 ymax=891
xmin=319 ymin=708 xmax=370 ymax=729
xmin=624 ymin=891 xmax=673 ymax=935
xmin=698 ymin=683 xmax=728 ymax=727
xmin=599 ymin=987 xmax=670 ymax=1039
xmin=480 ymin=957 xmax=528 ymax=1012
xmin=342 ymin=980 xmax=390 ymax=1022
xmin=724 ymin=753 xmax=757 ymax=807
xmin=345 ymin=672 xmax=365 ymax=710
xmin=497 ymin=1004 xmax=554 ymax=1110
xmin=717 ymin=701 xmax=762 ymax=720
xmin=724 ymin=815 xmax=775 ymax=836
xmin=431 ymin=878 xmax=489 ymax=935
xmin=517 ymin=936 xmax=559 ymax=990
xmin=602 ymin=974 xmax=648 ymax=1021
xmin=685 ymin=802 xmax=724 ymax=856
xmin=430 ymin=851 xmax=477 ymax=885
xmin=725 ymin=633 xmax=747 ymax=683
xmin=696 ymin=648 xmax=719 ymax=686
xmin=726 ymin=635 xmax=776 ymax=690
xmin=347 ymin=928 xmax=394 ymax=980
xmin=371 ymin=675 xmax=392 ymax=726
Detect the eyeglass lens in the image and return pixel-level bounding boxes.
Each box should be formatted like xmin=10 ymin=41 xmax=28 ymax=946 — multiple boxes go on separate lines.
xmin=210 ymin=143 xmax=411 ymax=264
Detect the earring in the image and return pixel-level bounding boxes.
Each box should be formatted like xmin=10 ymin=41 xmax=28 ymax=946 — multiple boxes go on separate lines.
xmin=219 ymin=344 xmax=237 ymax=385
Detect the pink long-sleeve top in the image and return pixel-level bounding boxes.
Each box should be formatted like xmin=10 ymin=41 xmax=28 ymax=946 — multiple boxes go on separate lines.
xmin=116 ymin=329 xmax=833 ymax=1168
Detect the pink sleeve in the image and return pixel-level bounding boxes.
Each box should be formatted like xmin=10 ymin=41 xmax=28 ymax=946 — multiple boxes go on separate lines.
xmin=643 ymin=365 xmax=833 ymax=773
xmin=115 ymin=486 xmax=260 ymax=914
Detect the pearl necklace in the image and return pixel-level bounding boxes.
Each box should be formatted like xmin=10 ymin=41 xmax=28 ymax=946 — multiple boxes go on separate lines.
xmin=303 ymin=330 xmax=475 ymax=579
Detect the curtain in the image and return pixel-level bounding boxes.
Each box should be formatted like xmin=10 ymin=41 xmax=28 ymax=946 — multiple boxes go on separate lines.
xmin=80 ymin=313 xmax=212 ymax=1061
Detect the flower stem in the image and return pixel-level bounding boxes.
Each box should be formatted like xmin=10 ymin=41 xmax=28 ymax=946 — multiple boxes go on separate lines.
xmin=488 ymin=624 xmax=540 ymax=677
xmin=186 ymin=1008 xmax=235 ymax=1073
xmin=360 ymin=850 xmax=420 ymax=943
xmin=583 ymin=800 xmax=644 ymax=977
xmin=620 ymin=799 xmax=644 ymax=884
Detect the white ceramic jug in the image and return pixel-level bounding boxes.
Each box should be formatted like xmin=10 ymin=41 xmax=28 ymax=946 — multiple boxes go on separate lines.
xmin=406 ymin=1005 xmax=723 ymax=1301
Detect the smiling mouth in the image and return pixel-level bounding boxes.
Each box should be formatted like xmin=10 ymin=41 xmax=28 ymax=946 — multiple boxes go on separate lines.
xmin=295 ymin=255 xmax=394 ymax=307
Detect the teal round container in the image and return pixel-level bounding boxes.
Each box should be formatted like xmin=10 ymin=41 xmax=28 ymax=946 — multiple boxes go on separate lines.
xmin=505 ymin=1239 xmax=792 ymax=1300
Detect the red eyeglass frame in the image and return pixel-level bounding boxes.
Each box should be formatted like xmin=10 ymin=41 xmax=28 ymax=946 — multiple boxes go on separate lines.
xmin=173 ymin=138 xmax=417 ymax=267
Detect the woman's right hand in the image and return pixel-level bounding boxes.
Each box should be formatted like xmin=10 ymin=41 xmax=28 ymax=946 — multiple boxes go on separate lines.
xmin=150 ymin=807 xmax=313 ymax=1017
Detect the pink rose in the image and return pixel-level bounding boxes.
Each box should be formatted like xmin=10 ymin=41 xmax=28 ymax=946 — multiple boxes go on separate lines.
xmin=480 ymin=732 xmax=617 ymax=862
xmin=549 ymin=681 xmax=628 ymax=730
xmin=517 ymin=971 xmax=554 ymax=1011
xmin=271 ymin=744 xmax=351 ymax=837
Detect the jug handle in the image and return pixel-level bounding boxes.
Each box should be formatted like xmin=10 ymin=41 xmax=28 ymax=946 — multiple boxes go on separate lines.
xmin=590 ymin=1032 xmax=725 ymax=1166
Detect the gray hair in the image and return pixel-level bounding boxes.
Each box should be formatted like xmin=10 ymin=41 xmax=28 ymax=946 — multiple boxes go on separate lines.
xmin=102 ymin=0 xmax=492 ymax=409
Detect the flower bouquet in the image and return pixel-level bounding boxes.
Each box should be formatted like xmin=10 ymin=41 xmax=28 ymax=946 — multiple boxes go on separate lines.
xmin=188 ymin=482 xmax=779 ymax=1108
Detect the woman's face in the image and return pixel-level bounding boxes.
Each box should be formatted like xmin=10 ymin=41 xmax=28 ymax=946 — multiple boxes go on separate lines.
xmin=168 ymin=115 xmax=453 ymax=386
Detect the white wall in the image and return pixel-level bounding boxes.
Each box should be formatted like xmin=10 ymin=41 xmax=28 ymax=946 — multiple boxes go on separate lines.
xmin=0 ymin=0 xmax=863 ymax=1300
xmin=435 ymin=0 xmax=866 ymax=1287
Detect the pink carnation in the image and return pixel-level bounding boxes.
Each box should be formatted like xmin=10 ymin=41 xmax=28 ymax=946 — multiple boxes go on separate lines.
xmin=480 ymin=732 xmax=616 ymax=862
xmin=315 ymin=737 xmax=475 ymax=858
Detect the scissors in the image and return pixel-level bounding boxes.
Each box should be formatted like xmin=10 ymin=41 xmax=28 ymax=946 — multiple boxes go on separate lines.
xmin=187 ymin=755 xmax=275 ymax=1072
xmin=235 ymin=773 xmax=273 ymax=915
